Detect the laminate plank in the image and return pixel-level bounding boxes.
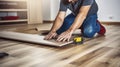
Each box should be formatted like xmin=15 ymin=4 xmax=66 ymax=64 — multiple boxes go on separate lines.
xmin=0 ymin=31 xmax=74 ymax=47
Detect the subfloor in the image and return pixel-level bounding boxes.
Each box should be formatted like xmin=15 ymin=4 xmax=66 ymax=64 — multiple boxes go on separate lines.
xmin=0 ymin=23 xmax=120 ymax=67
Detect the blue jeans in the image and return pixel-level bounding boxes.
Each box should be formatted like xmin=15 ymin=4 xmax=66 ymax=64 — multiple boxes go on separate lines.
xmin=56 ymin=13 xmax=100 ymax=38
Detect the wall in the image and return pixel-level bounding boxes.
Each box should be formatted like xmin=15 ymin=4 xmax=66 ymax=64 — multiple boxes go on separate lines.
xmin=42 ymin=0 xmax=120 ymax=22
xmin=41 ymin=0 xmax=51 ymax=21
xmin=50 ymin=0 xmax=60 ymax=20
xmin=42 ymin=0 xmax=60 ymax=21
xmin=96 ymin=0 xmax=120 ymax=22
xmin=1 ymin=0 xmax=119 ymax=22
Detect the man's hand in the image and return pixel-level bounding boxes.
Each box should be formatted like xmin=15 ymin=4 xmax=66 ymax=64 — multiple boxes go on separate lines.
xmin=44 ymin=31 xmax=57 ymax=40
xmin=57 ymin=30 xmax=73 ymax=42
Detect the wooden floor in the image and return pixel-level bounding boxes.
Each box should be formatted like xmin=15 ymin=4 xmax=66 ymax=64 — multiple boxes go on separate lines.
xmin=0 ymin=23 xmax=120 ymax=67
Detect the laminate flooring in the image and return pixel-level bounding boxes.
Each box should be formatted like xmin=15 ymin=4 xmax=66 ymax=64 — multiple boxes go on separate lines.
xmin=0 ymin=23 xmax=120 ymax=67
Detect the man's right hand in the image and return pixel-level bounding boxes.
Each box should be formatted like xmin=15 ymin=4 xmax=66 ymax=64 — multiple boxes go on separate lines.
xmin=44 ymin=31 xmax=58 ymax=40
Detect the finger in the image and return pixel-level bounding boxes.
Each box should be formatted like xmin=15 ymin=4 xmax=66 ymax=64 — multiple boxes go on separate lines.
xmin=55 ymin=35 xmax=58 ymax=39
xmin=44 ymin=35 xmax=49 ymax=40
xmin=67 ymin=36 xmax=71 ymax=42
xmin=57 ymin=32 xmax=68 ymax=41
xmin=57 ymin=37 xmax=64 ymax=42
xmin=63 ymin=35 xmax=71 ymax=42
xmin=45 ymin=33 xmax=53 ymax=40
xmin=44 ymin=32 xmax=52 ymax=39
xmin=57 ymin=34 xmax=65 ymax=41
xmin=53 ymin=34 xmax=57 ymax=38
xmin=67 ymin=37 xmax=70 ymax=42
xmin=62 ymin=37 xmax=67 ymax=42
xmin=61 ymin=35 xmax=68 ymax=42
xmin=45 ymin=35 xmax=51 ymax=40
xmin=48 ymin=34 xmax=54 ymax=40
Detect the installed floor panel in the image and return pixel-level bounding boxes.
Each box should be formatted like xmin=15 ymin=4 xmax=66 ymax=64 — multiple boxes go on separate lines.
xmin=0 ymin=23 xmax=120 ymax=67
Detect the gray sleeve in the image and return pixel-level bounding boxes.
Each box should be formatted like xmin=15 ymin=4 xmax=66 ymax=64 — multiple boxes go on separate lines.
xmin=59 ymin=0 xmax=68 ymax=11
xmin=82 ymin=0 xmax=94 ymax=6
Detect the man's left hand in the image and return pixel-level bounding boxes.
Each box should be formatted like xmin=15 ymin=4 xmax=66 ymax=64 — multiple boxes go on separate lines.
xmin=56 ymin=30 xmax=73 ymax=42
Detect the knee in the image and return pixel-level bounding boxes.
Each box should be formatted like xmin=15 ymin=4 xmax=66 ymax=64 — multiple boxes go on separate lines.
xmin=83 ymin=27 xmax=96 ymax=38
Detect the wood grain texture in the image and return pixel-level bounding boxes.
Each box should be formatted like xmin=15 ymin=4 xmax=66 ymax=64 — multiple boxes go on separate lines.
xmin=0 ymin=23 xmax=120 ymax=67
xmin=0 ymin=31 xmax=74 ymax=47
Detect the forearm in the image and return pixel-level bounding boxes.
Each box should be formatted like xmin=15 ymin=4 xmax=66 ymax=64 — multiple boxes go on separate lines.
xmin=50 ymin=12 xmax=66 ymax=32
xmin=68 ymin=5 xmax=91 ymax=32
xmin=68 ymin=13 xmax=86 ymax=32
xmin=50 ymin=17 xmax=64 ymax=32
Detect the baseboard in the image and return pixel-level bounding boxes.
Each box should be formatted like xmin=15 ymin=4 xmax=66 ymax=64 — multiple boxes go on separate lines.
xmin=43 ymin=21 xmax=54 ymax=23
xmin=101 ymin=22 xmax=120 ymax=25
xmin=43 ymin=20 xmax=120 ymax=25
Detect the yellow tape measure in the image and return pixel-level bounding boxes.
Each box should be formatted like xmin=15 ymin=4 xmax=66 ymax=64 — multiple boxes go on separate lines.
xmin=73 ymin=37 xmax=83 ymax=44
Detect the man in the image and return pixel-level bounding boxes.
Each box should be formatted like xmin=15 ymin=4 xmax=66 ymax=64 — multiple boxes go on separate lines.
xmin=45 ymin=0 xmax=106 ymax=42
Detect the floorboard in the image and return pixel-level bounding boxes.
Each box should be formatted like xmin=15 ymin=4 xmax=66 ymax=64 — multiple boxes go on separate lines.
xmin=0 ymin=23 xmax=120 ymax=67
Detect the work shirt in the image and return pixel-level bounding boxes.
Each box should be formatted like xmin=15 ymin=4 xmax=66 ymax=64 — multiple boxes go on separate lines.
xmin=59 ymin=0 xmax=98 ymax=17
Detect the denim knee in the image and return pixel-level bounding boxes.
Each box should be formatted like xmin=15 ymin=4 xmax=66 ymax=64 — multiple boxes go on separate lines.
xmin=83 ymin=26 xmax=96 ymax=38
